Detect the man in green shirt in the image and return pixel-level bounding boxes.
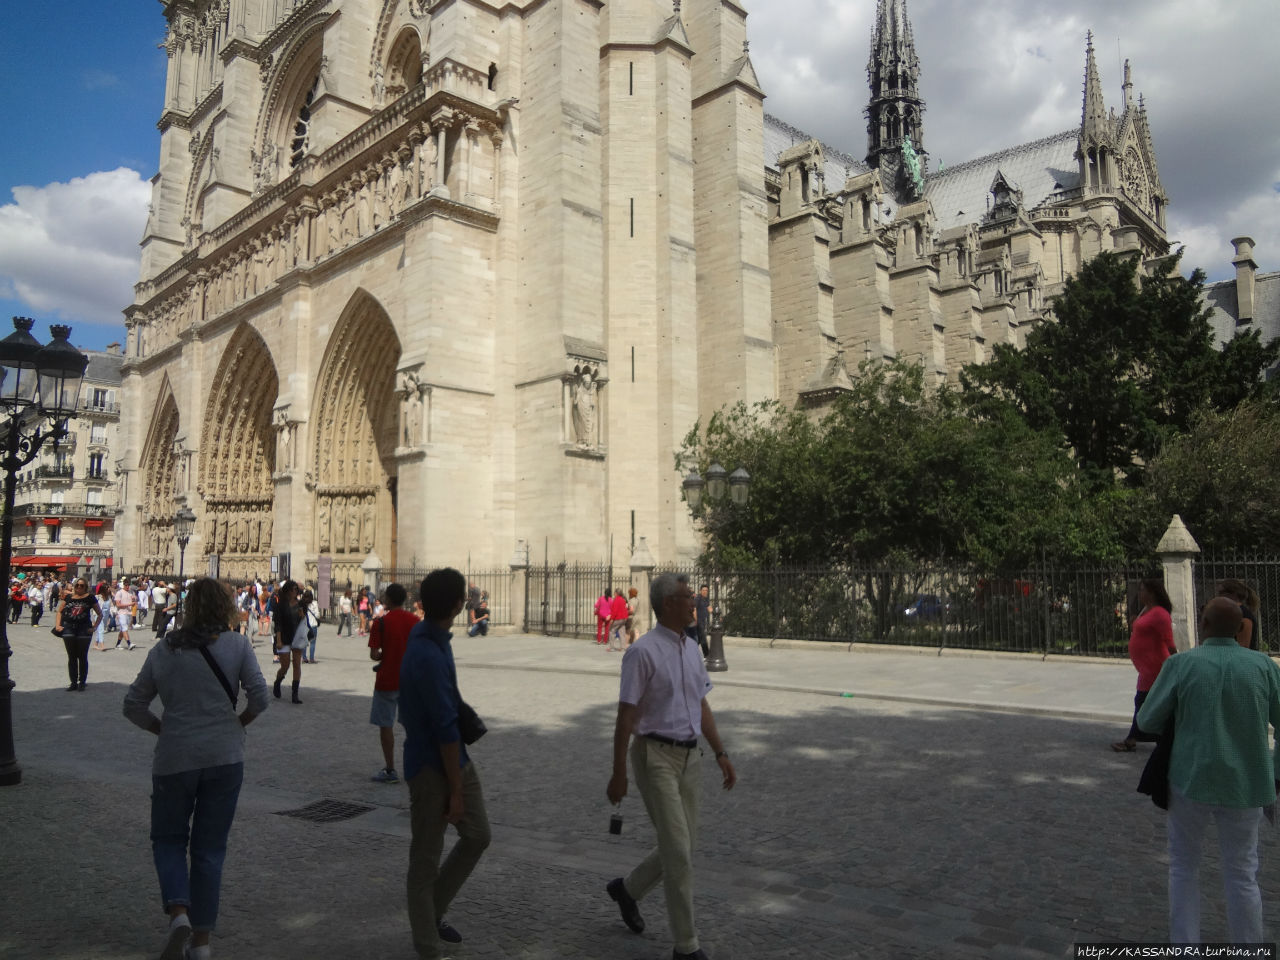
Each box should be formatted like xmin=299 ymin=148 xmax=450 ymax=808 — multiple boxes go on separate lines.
xmin=1138 ymin=596 xmax=1280 ymax=944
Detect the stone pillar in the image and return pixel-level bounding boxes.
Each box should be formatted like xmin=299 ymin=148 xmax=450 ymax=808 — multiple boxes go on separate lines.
xmin=361 ymin=551 xmax=383 ymax=597
xmin=629 ymin=537 xmax=656 ymax=634
xmin=1157 ymin=514 xmax=1201 ymax=652
xmin=509 ymin=539 xmax=529 ymax=632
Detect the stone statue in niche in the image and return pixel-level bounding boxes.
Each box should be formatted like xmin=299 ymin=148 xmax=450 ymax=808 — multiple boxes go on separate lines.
xmin=399 ymin=371 xmax=424 ymax=446
xmin=217 ymin=518 xmax=228 ymax=554
xmin=262 ymin=515 xmax=272 ymax=552
xmin=317 ymin=499 xmax=330 ymax=552
xmin=373 ymin=162 xmax=391 ymax=228
xmin=361 ymin=495 xmax=375 ymax=552
xmin=347 ymin=503 xmax=360 ymax=553
xmin=373 ymin=63 xmax=386 ymax=106
xmin=333 ymin=507 xmax=346 ymax=554
xmin=570 ymin=368 xmax=597 ymax=447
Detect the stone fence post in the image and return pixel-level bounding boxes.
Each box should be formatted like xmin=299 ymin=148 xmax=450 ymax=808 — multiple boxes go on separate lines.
xmin=361 ymin=551 xmax=383 ymax=597
xmin=509 ymin=539 xmax=529 ymax=632
xmin=630 ymin=537 xmax=656 ymax=634
xmin=1157 ymin=515 xmax=1200 ymax=652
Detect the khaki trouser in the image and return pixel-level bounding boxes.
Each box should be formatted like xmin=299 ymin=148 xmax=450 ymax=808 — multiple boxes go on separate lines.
xmin=407 ymin=761 xmax=491 ymax=960
xmin=625 ymin=737 xmax=702 ymax=954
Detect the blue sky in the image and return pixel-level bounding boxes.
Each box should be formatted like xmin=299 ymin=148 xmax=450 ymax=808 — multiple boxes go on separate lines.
xmin=1 ymin=0 xmax=1277 ymax=353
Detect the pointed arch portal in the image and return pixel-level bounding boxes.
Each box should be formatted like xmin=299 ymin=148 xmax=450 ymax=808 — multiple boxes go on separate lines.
xmin=198 ymin=324 xmax=279 ymax=581
xmin=139 ymin=381 xmax=181 ymax=570
xmin=311 ymin=291 xmax=401 ymax=584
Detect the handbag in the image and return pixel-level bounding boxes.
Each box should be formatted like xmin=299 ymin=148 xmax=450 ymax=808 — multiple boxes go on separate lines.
xmin=458 ymin=699 xmax=487 ymax=745
xmin=1137 ymin=720 xmax=1174 ymax=810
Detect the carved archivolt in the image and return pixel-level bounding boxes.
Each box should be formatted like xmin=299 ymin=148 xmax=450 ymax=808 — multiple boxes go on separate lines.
xmin=253 ymin=14 xmax=328 ymax=186
xmin=139 ymin=380 xmax=181 ymax=570
xmin=311 ymin=291 xmax=401 ymax=558
xmin=198 ymin=325 xmax=280 ymax=568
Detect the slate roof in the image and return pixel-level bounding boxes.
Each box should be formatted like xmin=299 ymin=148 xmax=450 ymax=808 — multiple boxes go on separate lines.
xmin=83 ymin=350 xmax=124 ymax=386
xmin=924 ymin=129 xmax=1081 ymax=231
xmin=1203 ymin=272 xmax=1280 ymax=370
xmin=764 ymin=114 xmax=871 ymax=192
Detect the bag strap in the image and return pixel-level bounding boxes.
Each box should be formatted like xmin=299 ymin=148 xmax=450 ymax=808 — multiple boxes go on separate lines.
xmin=197 ymin=643 xmax=238 ymax=709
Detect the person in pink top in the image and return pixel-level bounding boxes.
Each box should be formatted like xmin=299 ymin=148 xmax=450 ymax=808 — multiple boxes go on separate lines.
xmin=595 ymin=588 xmax=612 ymax=645
xmin=1112 ymin=578 xmax=1176 ymax=752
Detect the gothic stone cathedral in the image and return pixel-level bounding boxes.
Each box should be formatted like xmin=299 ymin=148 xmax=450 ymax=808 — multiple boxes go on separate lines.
xmin=118 ymin=0 xmax=1168 ymax=579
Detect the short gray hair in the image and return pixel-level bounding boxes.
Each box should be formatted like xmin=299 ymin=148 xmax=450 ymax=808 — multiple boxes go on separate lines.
xmin=649 ymin=572 xmax=690 ymax=617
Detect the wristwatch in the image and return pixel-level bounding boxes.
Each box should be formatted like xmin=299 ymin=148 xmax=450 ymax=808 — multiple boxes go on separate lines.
xmin=714 ymin=750 xmax=729 ymax=760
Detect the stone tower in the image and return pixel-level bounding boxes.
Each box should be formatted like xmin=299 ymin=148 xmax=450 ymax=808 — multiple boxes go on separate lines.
xmin=865 ymin=0 xmax=927 ymax=201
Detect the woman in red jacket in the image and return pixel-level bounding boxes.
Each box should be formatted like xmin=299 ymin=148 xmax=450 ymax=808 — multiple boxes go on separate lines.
xmin=1111 ymin=578 xmax=1176 ymax=752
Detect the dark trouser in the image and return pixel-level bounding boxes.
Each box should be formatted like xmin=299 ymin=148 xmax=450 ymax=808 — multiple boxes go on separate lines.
xmin=63 ymin=633 xmax=91 ymax=686
xmin=8 ymin=601 xmax=21 ymax=623
xmin=153 ymin=606 xmax=164 ymax=630
xmin=1127 ymin=689 xmax=1159 ymax=742
xmin=30 ymin=603 xmax=43 ymax=626
xmin=337 ymin=612 xmax=352 ymax=636
xmin=155 ymin=611 xmax=172 ymax=636
xmin=695 ymin=624 xmax=709 ymax=657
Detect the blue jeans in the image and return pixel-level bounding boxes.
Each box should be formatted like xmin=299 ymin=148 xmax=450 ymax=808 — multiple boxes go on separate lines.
xmin=307 ymin=632 xmax=317 ymax=661
xmin=151 ymin=762 xmax=244 ymax=932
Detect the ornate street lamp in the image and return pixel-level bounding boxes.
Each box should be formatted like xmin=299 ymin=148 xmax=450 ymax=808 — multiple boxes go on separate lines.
xmin=682 ymin=462 xmax=750 ymax=673
xmin=174 ymin=506 xmax=196 ymax=628
xmin=0 ymin=318 xmax=88 ymax=787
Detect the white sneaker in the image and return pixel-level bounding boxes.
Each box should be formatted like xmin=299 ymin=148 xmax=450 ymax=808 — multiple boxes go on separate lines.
xmin=184 ymin=942 xmax=211 ymax=960
xmin=161 ymin=914 xmax=191 ymax=960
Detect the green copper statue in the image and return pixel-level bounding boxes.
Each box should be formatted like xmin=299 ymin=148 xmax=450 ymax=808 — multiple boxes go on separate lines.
xmin=901 ymin=137 xmax=924 ymax=199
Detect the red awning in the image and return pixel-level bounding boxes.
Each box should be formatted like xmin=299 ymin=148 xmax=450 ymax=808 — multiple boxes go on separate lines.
xmin=9 ymin=555 xmax=82 ymax=568
xmin=83 ymin=519 xmax=104 ymax=527
xmin=43 ymin=518 xmax=60 ymax=526
xmin=104 ymin=557 xmax=113 ymax=567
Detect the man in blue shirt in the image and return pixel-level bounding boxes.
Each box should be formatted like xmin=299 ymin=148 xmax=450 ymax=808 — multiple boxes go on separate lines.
xmin=400 ymin=568 xmax=491 ymax=959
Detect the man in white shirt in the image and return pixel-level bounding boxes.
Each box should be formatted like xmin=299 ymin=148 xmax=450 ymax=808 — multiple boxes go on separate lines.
xmin=113 ymin=580 xmax=138 ymax=649
xmin=605 ymin=572 xmax=737 ymax=960
xmin=151 ymin=580 xmax=168 ymax=631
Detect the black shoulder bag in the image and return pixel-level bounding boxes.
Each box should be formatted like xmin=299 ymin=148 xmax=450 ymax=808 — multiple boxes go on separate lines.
xmin=197 ymin=644 xmax=239 ymax=709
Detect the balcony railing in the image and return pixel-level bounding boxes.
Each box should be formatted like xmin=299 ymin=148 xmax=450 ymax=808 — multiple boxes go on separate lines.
xmin=33 ymin=465 xmax=74 ymax=480
xmin=12 ymin=501 xmax=114 ymax=519
xmin=79 ymin=398 xmax=120 ymax=415
xmin=84 ymin=470 xmax=110 ymax=482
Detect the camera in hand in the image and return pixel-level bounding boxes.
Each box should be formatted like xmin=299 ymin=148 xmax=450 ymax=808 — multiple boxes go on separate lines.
xmin=609 ymin=811 xmax=623 ymax=835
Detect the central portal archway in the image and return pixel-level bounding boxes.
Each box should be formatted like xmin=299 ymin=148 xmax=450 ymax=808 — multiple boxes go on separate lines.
xmin=311 ymin=290 xmax=401 ymax=585
xmin=198 ymin=324 xmax=279 ymax=581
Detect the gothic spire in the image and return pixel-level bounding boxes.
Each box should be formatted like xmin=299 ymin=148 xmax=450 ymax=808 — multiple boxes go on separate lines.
xmin=1080 ymin=31 xmax=1110 ymax=146
xmin=865 ymin=0 xmax=927 ymax=199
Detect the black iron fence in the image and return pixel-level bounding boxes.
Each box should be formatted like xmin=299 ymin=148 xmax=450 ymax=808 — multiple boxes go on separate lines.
xmin=647 ymin=561 xmax=1153 ymax=657
xmin=526 ymin=562 xmax=620 ymax=635
xmin=1194 ymin=552 xmax=1277 ymax=652
xmin=379 ymin=566 xmax=511 ymax=625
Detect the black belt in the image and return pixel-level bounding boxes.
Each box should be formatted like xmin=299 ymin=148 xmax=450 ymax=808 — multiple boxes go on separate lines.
xmin=644 ymin=733 xmax=697 ymax=749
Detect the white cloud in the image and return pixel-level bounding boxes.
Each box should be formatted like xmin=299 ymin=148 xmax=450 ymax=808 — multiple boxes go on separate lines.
xmin=0 ymin=168 xmax=149 ymax=329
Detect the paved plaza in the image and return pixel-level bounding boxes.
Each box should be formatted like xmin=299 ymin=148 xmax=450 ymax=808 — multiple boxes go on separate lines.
xmin=2 ymin=621 xmax=1279 ymax=959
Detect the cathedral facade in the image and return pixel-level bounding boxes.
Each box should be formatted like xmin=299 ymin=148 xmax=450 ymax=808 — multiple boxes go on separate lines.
xmin=118 ymin=0 xmax=1168 ymax=578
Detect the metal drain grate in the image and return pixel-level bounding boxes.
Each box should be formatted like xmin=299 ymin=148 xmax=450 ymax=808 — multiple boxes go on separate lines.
xmin=274 ymin=798 xmax=375 ymax=824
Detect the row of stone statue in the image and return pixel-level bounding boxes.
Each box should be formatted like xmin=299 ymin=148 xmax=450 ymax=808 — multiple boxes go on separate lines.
xmin=203 ymin=513 xmax=274 ymax=556
xmin=316 ymin=494 xmax=378 ymax=555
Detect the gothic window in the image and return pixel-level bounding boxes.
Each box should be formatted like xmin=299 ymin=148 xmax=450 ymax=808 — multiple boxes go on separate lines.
xmin=290 ymin=79 xmax=318 ymax=169
xmin=385 ymin=28 xmax=424 ymax=101
xmin=861 ymin=196 xmax=871 ymax=232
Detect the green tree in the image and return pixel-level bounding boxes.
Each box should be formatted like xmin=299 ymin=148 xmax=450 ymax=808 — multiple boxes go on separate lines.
xmin=961 ymin=251 xmax=1278 ymax=487
xmin=1144 ymin=399 xmax=1280 ymax=553
xmin=680 ymin=360 xmax=1128 ymax=570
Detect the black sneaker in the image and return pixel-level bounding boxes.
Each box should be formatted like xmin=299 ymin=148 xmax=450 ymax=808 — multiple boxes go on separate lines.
xmin=437 ymin=919 xmax=462 ymax=944
xmin=607 ymin=878 xmax=645 ymax=934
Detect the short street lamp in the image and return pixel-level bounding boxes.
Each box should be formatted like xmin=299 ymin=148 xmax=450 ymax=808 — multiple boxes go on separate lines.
xmin=682 ymin=462 xmax=750 ymax=673
xmin=174 ymin=506 xmax=196 ymax=627
xmin=0 ymin=318 xmax=89 ymax=787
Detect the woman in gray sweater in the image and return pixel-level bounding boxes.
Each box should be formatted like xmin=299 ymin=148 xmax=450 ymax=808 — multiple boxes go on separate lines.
xmin=123 ymin=578 xmax=270 ymax=960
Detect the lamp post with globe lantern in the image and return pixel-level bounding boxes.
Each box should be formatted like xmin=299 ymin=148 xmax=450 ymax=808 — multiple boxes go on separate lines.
xmin=0 ymin=318 xmax=89 ymax=787
xmin=682 ymin=462 xmax=750 ymax=672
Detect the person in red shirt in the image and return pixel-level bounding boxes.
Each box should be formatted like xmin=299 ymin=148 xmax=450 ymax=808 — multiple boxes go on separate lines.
xmin=609 ymin=588 xmax=629 ymax=650
xmin=1112 ymin=578 xmax=1177 ymax=752
xmin=369 ymin=583 xmax=419 ymax=783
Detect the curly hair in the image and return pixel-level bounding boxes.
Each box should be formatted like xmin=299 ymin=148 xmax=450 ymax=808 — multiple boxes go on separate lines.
xmin=183 ymin=578 xmax=237 ymax=632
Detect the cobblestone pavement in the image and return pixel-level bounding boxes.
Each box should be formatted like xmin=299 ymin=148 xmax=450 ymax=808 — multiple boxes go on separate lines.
xmin=2 ymin=623 xmax=1278 ymax=959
